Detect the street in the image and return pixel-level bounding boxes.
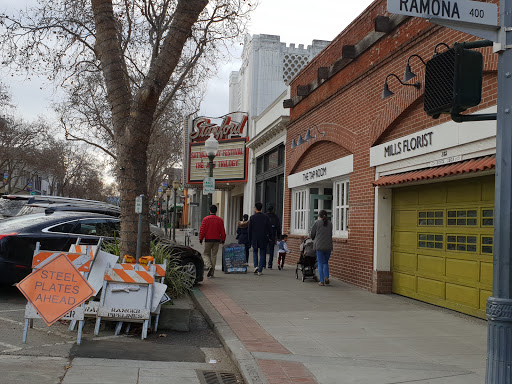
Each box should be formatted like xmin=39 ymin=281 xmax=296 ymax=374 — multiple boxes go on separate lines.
xmin=0 ymin=286 xmax=242 ymax=384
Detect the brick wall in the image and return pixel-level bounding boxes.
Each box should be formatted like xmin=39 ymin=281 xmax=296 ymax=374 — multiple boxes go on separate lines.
xmin=284 ymin=0 xmax=499 ymax=292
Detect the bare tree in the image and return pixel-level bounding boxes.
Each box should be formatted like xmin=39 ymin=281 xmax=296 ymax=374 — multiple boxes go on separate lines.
xmin=0 ymin=0 xmax=253 ymax=255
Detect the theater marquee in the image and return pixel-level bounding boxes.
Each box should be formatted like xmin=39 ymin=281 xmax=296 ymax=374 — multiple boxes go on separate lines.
xmin=185 ymin=112 xmax=249 ymax=185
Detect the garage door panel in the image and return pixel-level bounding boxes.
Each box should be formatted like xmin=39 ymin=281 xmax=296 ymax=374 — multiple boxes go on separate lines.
xmin=393 ymin=231 xmax=416 ymax=249
xmin=417 ymin=277 xmax=445 ymax=299
xmin=392 ymin=251 xmax=417 ymax=272
xmin=480 ymin=262 xmax=493 ymax=285
xmin=418 ymin=188 xmax=446 ymax=205
xmin=446 ymin=183 xmax=481 ymax=203
xmin=481 ymin=176 xmax=495 ymax=201
xmin=417 ymin=254 xmax=445 ymax=276
xmin=480 ymin=289 xmax=492 ymax=311
xmin=446 ymin=283 xmax=479 ymax=308
xmin=393 ymin=210 xmax=417 ymax=228
xmin=393 ymin=189 xmax=418 ymax=206
xmin=445 ymin=258 xmax=479 ymax=283
xmin=392 ymin=272 xmax=416 ymax=295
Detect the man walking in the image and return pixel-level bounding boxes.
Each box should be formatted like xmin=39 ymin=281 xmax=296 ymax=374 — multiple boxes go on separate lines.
xmin=265 ymin=206 xmax=281 ymax=269
xmin=199 ymin=205 xmax=226 ymax=278
xmin=248 ymin=202 xmax=272 ymax=276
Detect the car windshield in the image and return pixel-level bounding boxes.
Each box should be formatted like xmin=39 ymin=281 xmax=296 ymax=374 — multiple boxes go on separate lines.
xmin=0 ymin=198 xmax=27 ymax=218
xmin=0 ymin=214 xmax=54 ymax=232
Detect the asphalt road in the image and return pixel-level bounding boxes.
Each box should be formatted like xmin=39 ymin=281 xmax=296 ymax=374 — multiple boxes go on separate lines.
xmin=0 ymin=286 xmax=240 ymax=384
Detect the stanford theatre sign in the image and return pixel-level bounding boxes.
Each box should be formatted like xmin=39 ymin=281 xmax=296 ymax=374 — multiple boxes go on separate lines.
xmin=186 ymin=113 xmax=249 ymax=184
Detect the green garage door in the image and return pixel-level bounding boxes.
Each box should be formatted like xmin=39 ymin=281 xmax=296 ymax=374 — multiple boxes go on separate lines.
xmin=391 ymin=175 xmax=494 ymax=319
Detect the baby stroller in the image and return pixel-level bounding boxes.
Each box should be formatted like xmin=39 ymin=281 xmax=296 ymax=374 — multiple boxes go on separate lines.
xmin=296 ymin=237 xmax=318 ymax=282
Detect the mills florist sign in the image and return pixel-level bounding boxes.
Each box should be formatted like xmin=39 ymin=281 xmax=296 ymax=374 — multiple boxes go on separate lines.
xmin=186 ymin=113 xmax=249 ymax=184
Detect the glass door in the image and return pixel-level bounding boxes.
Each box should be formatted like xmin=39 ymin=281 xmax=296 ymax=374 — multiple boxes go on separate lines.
xmin=309 ymin=193 xmax=333 ymax=230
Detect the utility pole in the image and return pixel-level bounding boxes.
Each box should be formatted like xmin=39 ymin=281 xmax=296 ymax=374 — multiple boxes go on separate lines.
xmin=486 ymin=1 xmax=512 ymax=381
xmin=207 ymin=154 xmax=214 ymax=208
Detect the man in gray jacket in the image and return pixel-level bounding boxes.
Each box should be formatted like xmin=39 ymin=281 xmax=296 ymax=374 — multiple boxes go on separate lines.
xmin=310 ymin=209 xmax=333 ymax=286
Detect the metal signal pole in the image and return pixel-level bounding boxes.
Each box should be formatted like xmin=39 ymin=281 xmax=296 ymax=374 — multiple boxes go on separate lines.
xmin=486 ymin=1 xmax=512 ymax=382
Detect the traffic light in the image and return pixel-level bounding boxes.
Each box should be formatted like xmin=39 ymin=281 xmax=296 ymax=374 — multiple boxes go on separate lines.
xmin=424 ymin=44 xmax=483 ymax=119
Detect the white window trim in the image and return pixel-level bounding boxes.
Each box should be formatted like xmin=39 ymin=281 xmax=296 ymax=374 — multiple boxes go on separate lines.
xmin=291 ymin=188 xmax=309 ymax=235
xmin=333 ymin=178 xmax=349 ymax=239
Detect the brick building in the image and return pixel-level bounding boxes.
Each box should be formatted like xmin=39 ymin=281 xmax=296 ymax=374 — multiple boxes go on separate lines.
xmin=283 ymin=0 xmax=498 ymax=319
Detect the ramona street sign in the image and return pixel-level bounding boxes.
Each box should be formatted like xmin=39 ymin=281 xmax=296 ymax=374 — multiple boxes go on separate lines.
xmin=388 ymin=0 xmax=498 ymax=26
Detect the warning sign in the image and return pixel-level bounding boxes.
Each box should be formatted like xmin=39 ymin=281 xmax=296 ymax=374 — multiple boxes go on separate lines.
xmin=16 ymin=253 xmax=94 ymax=326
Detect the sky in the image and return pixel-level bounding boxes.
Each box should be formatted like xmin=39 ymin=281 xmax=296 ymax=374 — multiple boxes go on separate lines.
xmin=1 ymin=0 xmax=376 ymax=121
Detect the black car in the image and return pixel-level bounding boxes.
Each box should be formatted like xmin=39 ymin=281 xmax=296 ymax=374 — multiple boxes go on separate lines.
xmin=0 ymin=212 xmax=203 ymax=286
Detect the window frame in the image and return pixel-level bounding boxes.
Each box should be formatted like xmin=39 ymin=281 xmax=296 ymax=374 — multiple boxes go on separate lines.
xmin=291 ymin=188 xmax=309 ymax=235
xmin=333 ymin=178 xmax=349 ymax=238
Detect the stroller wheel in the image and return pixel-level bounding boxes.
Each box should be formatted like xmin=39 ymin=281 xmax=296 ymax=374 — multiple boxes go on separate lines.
xmin=301 ymin=273 xmax=305 ymax=282
xmin=295 ymin=267 xmax=299 ymax=279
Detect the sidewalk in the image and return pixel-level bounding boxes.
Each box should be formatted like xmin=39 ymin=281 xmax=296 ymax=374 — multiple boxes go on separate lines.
xmin=191 ymin=235 xmax=488 ymax=384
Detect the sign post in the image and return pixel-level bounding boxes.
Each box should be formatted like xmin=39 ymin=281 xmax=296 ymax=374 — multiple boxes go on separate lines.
xmin=135 ymin=195 xmax=144 ymax=263
xmin=387 ymin=0 xmax=511 ymax=381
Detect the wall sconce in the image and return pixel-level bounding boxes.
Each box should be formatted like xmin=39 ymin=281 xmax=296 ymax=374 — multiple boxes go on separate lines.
xmin=290 ymin=125 xmax=326 ymax=149
xmin=382 ymin=73 xmax=421 ymax=99
xmin=403 ymin=54 xmax=426 ymax=82
xmin=304 ymin=124 xmax=326 ymax=141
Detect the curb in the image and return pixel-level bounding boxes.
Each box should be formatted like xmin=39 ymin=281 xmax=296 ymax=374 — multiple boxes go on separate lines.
xmin=190 ymin=287 xmax=268 ymax=384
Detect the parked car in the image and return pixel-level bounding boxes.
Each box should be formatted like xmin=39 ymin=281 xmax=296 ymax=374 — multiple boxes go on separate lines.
xmin=0 ymin=195 xmax=121 ymax=217
xmin=0 ymin=212 xmax=203 ymax=286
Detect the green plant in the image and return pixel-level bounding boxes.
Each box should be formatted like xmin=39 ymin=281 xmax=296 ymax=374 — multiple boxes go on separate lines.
xmin=102 ymin=239 xmax=121 ymax=256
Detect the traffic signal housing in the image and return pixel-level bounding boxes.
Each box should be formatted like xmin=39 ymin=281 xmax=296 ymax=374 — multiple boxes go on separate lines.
xmin=424 ymin=44 xmax=483 ymax=119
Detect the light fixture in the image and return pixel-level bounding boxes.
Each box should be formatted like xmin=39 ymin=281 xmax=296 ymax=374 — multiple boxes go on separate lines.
xmin=165 ymin=188 xmax=171 ymax=198
xmin=403 ymin=54 xmax=427 ymax=82
xmin=304 ymin=129 xmax=314 ymax=141
xmin=291 ymin=138 xmax=297 ymax=149
xmin=382 ymin=73 xmax=421 ymax=100
xmin=296 ymin=134 xmax=304 ymax=146
xmin=204 ymin=133 xmax=219 ymax=157
xmin=172 ymin=179 xmax=180 ymax=190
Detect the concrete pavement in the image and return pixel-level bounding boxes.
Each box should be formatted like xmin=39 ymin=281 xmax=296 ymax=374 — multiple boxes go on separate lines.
xmin=190 ymin=234 xmax=488 ymax=384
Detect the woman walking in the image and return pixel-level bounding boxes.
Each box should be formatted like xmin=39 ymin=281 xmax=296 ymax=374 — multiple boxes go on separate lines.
xmin=310 ymin=209 xmax=333 ymax=286
xmin=236 ymin=214 xmax=251 ymax=262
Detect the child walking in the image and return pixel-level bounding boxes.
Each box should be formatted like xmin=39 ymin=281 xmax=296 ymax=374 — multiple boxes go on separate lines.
xmin=277 ymin=234 xmax=289 ymax=270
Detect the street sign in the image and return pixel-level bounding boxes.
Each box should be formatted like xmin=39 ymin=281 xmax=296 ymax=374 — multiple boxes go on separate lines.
xmin=387 ymin=0 xmax=498 ymax=26
xmin=30 ymin=191 xmax=36 ymax=196
xmin=135 ymin=195 xmax=143 ymax=214
xmin=190 ymin=202 xmax=200 ymax=207
xmin=203 ymin=177 xmax=215 ymax=195
xmin=16 ymin=253 xmax=94 ymax=326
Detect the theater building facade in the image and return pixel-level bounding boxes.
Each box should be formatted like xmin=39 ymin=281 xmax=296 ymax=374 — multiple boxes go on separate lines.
xmin=283 ymin=0 xmax=498 ymax=318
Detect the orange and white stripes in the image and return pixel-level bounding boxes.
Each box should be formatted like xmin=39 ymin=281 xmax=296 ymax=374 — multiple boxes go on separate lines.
xmin=32 ymin=251 xmax=92 ymax=272
xmin=114 ymin=263 xmax=166 ymax=278
xmin=104 ymin=264 xmax=154 ymax=284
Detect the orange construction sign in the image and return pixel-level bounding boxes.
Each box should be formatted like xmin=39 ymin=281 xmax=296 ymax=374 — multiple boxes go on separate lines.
xmin=16 ymin=253 xmax=94 ymax=326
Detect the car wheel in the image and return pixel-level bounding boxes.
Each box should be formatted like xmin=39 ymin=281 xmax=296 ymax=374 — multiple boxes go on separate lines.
xmin=180 ymin=260 xmax=198 ymax=288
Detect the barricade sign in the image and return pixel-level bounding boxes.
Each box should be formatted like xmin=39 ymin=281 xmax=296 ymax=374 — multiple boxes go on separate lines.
xmin=94 ymin=263 xmax=156 ymax=339
xmin=17 ymin=254 xmax=94 ymax=326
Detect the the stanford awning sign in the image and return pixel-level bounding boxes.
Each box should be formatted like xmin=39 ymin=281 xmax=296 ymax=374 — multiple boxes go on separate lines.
xmin=190 ymin=114 xmax=248 ymax=142
xmin=185 ymin=112 xmax=249 ymax=185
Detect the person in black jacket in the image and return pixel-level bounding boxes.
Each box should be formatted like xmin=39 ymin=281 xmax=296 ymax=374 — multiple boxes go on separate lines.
xmin=248 ymin=202 xmax=272 ymax=275
xmin=236 ymin=214 xmax=250 ymax=262
xmin=265 ymin=206 xmax=281 ymax=269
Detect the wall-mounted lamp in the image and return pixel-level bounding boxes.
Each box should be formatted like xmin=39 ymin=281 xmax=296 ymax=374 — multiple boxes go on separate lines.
xmin=403 ymin=54 xmax=426 ymax=82
xmin=382 ymin=73 xmax=421 ymax=99
xmin=290 ymin=125 xmax=326 ymax=149
xmin=304 ymin=125 xmax=326 ymax=141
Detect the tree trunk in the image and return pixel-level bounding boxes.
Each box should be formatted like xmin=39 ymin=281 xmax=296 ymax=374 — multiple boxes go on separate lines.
xmin=91 ymin=0 xmax=208 ymax=257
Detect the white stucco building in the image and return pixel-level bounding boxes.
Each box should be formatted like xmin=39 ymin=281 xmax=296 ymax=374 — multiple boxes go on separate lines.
xmin=223 ymin=34 xmax=330 ymax=234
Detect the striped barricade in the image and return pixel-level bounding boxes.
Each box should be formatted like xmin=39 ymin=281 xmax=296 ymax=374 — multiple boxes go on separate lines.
xmin=94 ymin=263 xmax=156 ymax=339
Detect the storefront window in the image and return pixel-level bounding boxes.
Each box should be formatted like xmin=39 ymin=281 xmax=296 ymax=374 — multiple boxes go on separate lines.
xmin=334 ymin=180 xmax=349 ymax=235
